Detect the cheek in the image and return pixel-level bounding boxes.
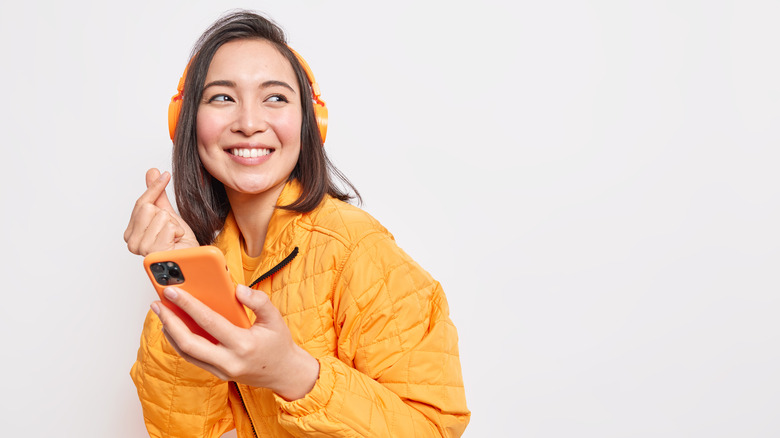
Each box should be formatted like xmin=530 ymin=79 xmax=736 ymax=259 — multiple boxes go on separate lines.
xmin=274 ymin=112 xmax=303 ymax=144
xmin=196 ymin=112 xmax=222 ymax=148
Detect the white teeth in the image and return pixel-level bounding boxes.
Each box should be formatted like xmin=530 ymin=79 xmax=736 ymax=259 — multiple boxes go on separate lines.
xmin=231 ymin=148 xmax=271 ymax=157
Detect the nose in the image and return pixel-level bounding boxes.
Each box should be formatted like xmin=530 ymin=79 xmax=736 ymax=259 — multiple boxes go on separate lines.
xmin=231 ymin=102 xmax=268 ymax=136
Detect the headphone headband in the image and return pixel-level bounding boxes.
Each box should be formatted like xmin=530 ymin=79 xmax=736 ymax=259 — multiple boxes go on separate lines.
xmin=168 ymin=46 xmax=328 ymax=143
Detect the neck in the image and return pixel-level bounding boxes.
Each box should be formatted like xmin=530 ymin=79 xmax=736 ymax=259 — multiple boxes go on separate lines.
xmin=226 ymin=181 xmax=287 ymax=258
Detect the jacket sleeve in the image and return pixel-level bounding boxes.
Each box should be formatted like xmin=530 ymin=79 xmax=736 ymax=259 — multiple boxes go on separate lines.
xmin=275 ymin=232 xmax=471 ymax=437
xmin=130 ymin=309 xmax=235 ymax=438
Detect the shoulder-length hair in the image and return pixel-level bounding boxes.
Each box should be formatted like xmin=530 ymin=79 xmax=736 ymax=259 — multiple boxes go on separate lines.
xmin=172 ymin=10 xmax=359 ymax=245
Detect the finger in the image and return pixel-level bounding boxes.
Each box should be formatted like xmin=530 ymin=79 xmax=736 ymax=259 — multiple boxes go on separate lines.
xmin=134 ymin=168 xmax=174 ymax=213
xmin=125 ymin=202 xmax=160 ymax=253
xmin=157 ymin=312 xmax=231 ymax=380
xmin=236 ymin=285 xmax=281 ymax=327
xmin=125 ymin=204 xmax=181 ymax=255
xmin=160 ymin=327 xmax=231 ymax=381
xmin=124 ymin=193 xmax=158 ymax=244
xmin=145 ymin=168 xmax=177 ymax=213
xmin=145 ymin=167 xmax=162 ymax=185
xmin=125 ymin=169 xmax=170 ymax=243
xmin=136 ymin=210 xmax=185 ymax=254
xmin=161 ymin=287 xmax=241 ymax=348
xmin=153 ymin=295 xmax=222 ymax=359
xmin=123 ymin=221 xmax=134 ymax=244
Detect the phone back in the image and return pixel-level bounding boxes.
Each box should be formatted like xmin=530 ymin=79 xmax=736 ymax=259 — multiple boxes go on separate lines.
xmin=143 ymin=246 xmax=251 ymax=343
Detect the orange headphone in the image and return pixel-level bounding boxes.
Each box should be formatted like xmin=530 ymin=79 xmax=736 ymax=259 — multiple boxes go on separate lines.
xmin=167 ymin=47 xmax=328 ymax=143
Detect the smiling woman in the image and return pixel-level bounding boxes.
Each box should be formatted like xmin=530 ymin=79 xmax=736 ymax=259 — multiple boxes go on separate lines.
xmin=196 ymin=40 xmax=304 ymax=256
xmin=123 ymin=10 xmax=470 ymax=438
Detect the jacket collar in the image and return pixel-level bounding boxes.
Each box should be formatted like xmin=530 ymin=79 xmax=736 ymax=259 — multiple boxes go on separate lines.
xmin=214 ymin=180 xmax=303 ymax=286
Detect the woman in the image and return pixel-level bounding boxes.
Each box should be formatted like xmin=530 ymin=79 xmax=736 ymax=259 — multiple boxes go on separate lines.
xmin=125 ymin=10 xmax=469 ymax=437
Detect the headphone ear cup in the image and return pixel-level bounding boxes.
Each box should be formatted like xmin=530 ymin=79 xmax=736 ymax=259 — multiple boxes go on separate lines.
xmin=313 ymin=102 xmax=328 ymax=143
xmin=289 ymin=48 xmax=328 ymax=144
xmin=168 ymin=97 xmax=182 ymax=141
xmin=168 ymin=71 xmax=187 ymax=141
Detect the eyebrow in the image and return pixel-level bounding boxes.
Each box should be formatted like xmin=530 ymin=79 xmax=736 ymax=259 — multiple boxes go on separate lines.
xmin=202 ymin=79 xmax=296 ymax=93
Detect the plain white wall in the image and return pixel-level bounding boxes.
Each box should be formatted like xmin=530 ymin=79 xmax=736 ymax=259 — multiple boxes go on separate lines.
xmin=0 ymin=1 xmax=778 ymax=436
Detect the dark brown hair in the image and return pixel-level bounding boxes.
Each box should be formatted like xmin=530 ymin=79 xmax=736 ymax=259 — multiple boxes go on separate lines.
xmin=172 ymin=10 xmax=360 ymax=245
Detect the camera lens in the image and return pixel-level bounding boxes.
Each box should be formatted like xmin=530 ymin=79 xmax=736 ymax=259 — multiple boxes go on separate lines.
xmin=159 ymin=274 xmax=170 ymax=285
xmin=169 ymin=267 xmax=181 ymax=278
xmin=151 ymin=264 xmax=164 ymax=274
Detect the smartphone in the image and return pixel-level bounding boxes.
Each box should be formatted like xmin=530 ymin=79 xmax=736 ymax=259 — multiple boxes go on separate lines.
xmin=143 ymin=245 xmax=251 ymax=344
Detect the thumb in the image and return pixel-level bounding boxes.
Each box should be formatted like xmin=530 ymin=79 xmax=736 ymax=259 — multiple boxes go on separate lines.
xmin=236 ymin=285 xmax=280 ymax=326
xmin=145 ymin=168 xmax=176 ymax=213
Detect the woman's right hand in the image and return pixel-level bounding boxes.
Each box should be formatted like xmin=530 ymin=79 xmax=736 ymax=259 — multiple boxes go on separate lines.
xmin=124 ymin=168 xmax=199 ymax=256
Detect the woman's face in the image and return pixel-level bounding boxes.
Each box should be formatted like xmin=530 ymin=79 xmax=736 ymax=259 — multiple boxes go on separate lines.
xmin=197 ymin=39 xmax=302 ymax=199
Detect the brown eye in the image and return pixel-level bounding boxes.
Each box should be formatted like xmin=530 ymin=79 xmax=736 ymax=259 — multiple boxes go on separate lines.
xmin=266 ymin=94 xmax=289 ymax=103
xmin=208 ymin=94 xmax=234 ymax=103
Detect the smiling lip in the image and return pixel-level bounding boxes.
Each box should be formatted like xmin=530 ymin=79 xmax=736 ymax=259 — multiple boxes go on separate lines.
xmin=229 ymin=147 xmax=273 ymax=158
xmin=226 ymin=145 xmax=275 ymax=164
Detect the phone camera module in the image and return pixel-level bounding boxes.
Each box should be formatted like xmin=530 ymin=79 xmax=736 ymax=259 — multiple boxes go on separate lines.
xmin=150 ymin=261 xmax=184 ymax=285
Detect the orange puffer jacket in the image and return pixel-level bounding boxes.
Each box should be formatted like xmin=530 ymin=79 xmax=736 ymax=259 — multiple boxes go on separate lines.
xmin=130 ymin=181 xmax=470 ymax=437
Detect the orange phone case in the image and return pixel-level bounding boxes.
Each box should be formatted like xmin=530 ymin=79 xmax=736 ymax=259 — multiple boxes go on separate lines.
xmin=143 ymin=246 xmax=251 ymax=344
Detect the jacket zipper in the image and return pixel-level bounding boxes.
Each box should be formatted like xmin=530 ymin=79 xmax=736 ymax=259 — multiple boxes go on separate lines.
xmin=233 ymin=381 xmax=259 ymax=438
xmin=248 ymin=246 xmax=299 ymax=288
xmin=234 ymin=246 xmax=299 ymax=437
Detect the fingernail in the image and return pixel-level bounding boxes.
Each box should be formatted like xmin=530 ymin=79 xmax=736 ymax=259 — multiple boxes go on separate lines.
xmin=163 ymin=287 xmax=178 ymax=300
xmin=238 ymin=285 xmax=252 ymax=298
xmin=151 ymin=302 xmax=160 ymax=315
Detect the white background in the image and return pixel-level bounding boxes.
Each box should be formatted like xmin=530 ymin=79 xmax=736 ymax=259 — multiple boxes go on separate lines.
xmin=0 ymin=1 xmax=778 ymax=436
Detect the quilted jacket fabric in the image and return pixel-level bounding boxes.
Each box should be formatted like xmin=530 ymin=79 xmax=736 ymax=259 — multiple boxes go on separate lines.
xmin=130 ymin=181 xmax=470 ymax=437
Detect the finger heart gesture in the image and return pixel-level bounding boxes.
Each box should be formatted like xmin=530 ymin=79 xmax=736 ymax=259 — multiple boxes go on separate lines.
xmin=124 ymin=168 xmax=199 ymax=255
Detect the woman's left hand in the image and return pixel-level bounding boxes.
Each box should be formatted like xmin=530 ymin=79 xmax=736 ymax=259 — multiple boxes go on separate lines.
xmin=151 ymin=284 xmax=320 ymax=401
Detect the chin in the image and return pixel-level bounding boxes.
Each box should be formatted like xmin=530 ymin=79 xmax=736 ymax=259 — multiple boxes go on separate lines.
xmin=231 ymin=178 xmax=285 ymax=196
